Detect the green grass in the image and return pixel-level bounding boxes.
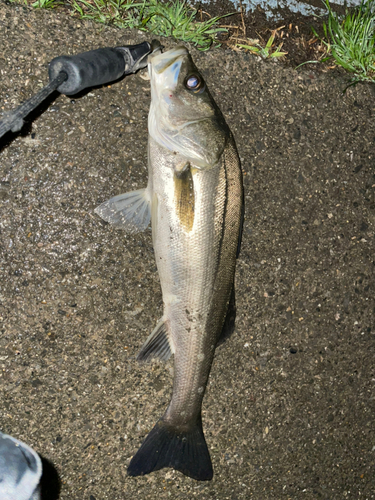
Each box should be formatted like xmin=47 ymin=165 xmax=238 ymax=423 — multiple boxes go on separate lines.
xmin=13 ymin=0 xmax=63 ymax=7
xmin=135 ymin=0 xmax=230 ymax=50
xmin=237 ymin=30 xmax=287 ymax=59
xmin=71 ymin=0 xmax=142 ymax=28
xmin=316 ymin=0 xmax=375 ymax=83
xmin=15 ymin=0 xmax=231 ymax=51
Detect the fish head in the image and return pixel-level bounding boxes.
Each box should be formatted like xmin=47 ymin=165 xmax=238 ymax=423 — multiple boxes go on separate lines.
xmin=148 ymin=46 xmax=229 ymax=168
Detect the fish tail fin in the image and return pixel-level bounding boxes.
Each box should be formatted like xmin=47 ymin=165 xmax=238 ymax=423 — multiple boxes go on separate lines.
xmin=127 ymin=414 xmax=213 ymax=481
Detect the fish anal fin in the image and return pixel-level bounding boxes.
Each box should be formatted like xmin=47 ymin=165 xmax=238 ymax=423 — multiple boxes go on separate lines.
xmin=137 ymin=319 xmax=173 ymax=362
xmin=94 ymin=188 xmax=151 ymax=233
xmin=127 ymin=414 xmax=213 ymax=481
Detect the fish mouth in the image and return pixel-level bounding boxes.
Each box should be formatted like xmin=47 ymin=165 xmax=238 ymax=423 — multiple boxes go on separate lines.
xmin=148 ymin=46 xmax=188 ymax=91
xmin=149 ymin=46 xmax=188 ymax=75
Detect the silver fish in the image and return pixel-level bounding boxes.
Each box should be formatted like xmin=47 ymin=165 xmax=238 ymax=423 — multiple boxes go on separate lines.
xmin=95 ymin=46 xmax=243 ymax=480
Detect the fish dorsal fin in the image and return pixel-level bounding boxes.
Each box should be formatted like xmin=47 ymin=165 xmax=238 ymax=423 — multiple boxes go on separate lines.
xmin=217 ymin=286 xmax=236 ymax=347
xmin=94 ymin=188 xmax=151 ymax=233
xmin=137 ymin=319 xmax=173 ymax=362
xmin=237 ymin=199 xmax=244 ymax=258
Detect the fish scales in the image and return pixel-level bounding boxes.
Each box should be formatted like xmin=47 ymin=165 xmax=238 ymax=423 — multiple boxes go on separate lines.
xmin=95 ymin=46 xmax=243 ymax=481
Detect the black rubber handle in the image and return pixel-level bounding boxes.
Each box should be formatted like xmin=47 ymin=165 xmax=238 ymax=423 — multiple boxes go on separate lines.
xmin=48 ymin=48 xmax=127 ymax=96
xmin=48 ymin=41 xmax=156 ymax=96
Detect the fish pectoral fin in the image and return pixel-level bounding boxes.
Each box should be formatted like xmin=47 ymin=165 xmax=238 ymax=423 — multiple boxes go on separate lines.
xmin=94 ymin=188 xmax=151 ymax=233
xmin=173 ymin=164 xmax=194 ymax=232
xmin=127 ymin=414 xmax=213 ymax=481
xmin=137 ymin=319 xmax=173 ymax=362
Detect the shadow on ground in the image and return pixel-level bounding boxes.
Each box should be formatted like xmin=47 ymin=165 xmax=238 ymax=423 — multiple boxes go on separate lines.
xmin=40 ymin=455 xmax=61 ymax=500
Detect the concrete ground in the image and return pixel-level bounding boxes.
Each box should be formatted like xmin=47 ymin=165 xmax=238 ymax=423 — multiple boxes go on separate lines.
xmin=0 ymin=2 xmax=374 ymax=499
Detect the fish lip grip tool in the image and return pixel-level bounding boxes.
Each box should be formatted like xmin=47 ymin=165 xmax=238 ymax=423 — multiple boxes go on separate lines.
xmin=0 ymin=40 xmax=162 ymax=140
xmin=48 ymin=40 xmax=159 ymax=96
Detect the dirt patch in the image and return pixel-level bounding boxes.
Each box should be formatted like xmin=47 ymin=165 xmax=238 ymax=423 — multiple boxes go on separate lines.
xmin=199 ymin=0 xmax=331 ymax=68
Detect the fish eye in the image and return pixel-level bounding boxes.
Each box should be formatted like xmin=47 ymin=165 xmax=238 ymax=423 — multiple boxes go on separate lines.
xmin=184 ymin=74 xmax=204 ymax=92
